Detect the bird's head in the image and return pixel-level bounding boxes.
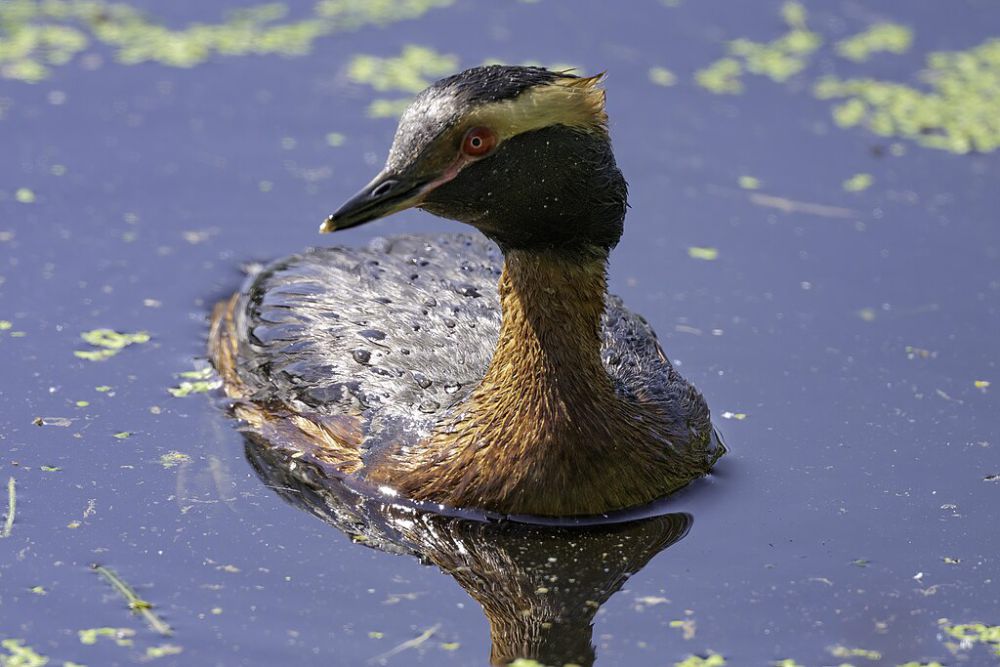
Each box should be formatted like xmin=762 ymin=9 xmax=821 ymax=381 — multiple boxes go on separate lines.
xmin=322 ymin=65 xmax=627 ymax=252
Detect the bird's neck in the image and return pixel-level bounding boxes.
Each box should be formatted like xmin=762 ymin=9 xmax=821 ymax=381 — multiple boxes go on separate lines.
xmin=481 ymin=247 xmax=614 ymax=408
xmin=387 ymin=245 xmax=646 ymax=515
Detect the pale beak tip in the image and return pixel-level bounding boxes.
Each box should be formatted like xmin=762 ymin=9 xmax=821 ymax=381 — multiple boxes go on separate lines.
xmin=319 ymin=215 xmax=337 ymax=233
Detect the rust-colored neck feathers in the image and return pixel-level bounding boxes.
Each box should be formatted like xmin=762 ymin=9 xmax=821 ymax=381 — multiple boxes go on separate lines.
xmin=376 ymin=247 xmax=691 ymax=515
xmin=479 ymin=248 xmax=617 ymax=428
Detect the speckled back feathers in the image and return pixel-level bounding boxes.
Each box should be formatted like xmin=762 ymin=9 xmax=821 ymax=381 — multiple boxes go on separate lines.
xmin=227 ymin=234 xmax=709 ymax=460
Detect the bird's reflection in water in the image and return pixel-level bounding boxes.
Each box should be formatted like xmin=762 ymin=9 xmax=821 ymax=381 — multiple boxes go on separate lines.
xmin=246 ymin=437 xmax=692 ymax=666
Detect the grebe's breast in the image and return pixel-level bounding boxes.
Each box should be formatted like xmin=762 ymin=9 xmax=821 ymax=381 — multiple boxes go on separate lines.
xmin=221 ymin=233 xmax=710 ymax=464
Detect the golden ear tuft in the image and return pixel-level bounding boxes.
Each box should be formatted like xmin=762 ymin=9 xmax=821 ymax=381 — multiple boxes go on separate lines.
xmin=558 ymin=71 xmax=606 ymax=89
xmin=463 ymin=70 xmax=611 ymax=141
xmin=552 ymin=72 xmax=609 ymax=131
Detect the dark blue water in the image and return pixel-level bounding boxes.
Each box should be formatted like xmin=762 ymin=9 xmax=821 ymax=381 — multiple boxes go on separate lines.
xmin=2 ymin=1 xmax=999 ymax=665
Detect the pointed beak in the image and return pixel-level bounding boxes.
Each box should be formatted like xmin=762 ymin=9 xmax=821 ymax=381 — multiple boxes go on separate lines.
xmin=319 ymin=170 xmax=430 ymax=233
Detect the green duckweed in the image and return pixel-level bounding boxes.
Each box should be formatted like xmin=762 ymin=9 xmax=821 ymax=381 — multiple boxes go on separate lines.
xmin=159 ymin=451 xmax=191 ymax=468
xmin=367 ymin=98 xmax=411 ymax=118
xmin=168 ymin=382 xmax=219 ymax=396
xmin=697 ymin=1 xmax=820 ymax=93
xmin=649 ymin=66 xmax=677 ymax=86
xmin=78 ymin=627 xmax=135 ymax=647
xmin=74 ymin=329 xmax=149 ymax=361
xmin=144 ymin=644 xmax=183 ymax=659
xmin=347 ymin=45 xmax=457 ymax=118
xmin=168 ymin=367 xmax=221 ymax=397
xmin=81 ymin=328 xmax=149 ymax=347
xmin=730 ymin=17 xmax=820 ymax=82
xmin=348 ymin=44 xmax=457 ymax=93
xmin=0 ymin=639 xmax=48 ymax=667
xmin=815 ymin=39 xmax=1000 ymax=153
xmin=829 ymin=645 xmax=882 ymax=660
xmin=779 ymin=0 xmax=806 ymax=29
xmin=669 ymin=618 xmax=697 ymax=640
xmin=674 ymin=653 xmax=725 ymax=667
xmin=836 ymin=23 xmax=913 ymax=62
xmin=842 ymin=173 xmax=873 ymax=192
xmin=178 ymin=368 xmax=213 ymax=380
xmin=941 ymin=621 xmax=1000 ymax=653
xmin=313 ymin=0 xmax=453 ymax=28
xmin=688 ymin=246 xmax=719 ymax=261
xmin=14 ymin=188 xmax=35 ymax=203
xmin=1 ymin=0 xmax=454 ymax=82
xmin=695 ymin=57 xmax=744 ymax=94
xmin=688 ymin=0 xmax=998 ymax=154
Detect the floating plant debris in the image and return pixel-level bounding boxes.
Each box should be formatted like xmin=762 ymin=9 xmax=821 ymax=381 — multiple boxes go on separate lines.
xmin=2 ymin=477 xmax=15 ymax=538
xmin=842 ymin=172 xmax=873 ymax=192
xmin=688 ymin=246 xmax=720 ymax=261
xmin=0 ymin=639 xmax=48 ymax=667
xmin=145 ymin=644 xmax=183 ymax=659
xmin=158 ymin=451 xmax=191 ymax=468
xmin=347 ymin=45 xmax=458 ymax=118
xmin=168 ymin=367 xmax=221 ymax=397
xmin=92 ymin=564 xmax=172 ymax=636
xmin=815 ymin=39 xmax=1000 ymax=153
xmin=695 ymin=57 xmax=744 ymax=94
xmin=697 ymin=1 xmax=820 ymax=93
xmin=674 ymin=653 xmax=726 ymax=667
xmin=828 ymin=645 xmax=882 ymax=660
xmin=836 ymin=23 xmax=913 ymax=62
xmin=74 ymin=329 xmax=150 ymax=361
xmin=78 ymin=626 xmax=135 ymax=647
xmin=649 ymin=66 xmax=677 ymax=86
xmin=1 ymin=0 xmax=455 ymax=82
xmin=940 ymin=621 xmax=1000 ymax=654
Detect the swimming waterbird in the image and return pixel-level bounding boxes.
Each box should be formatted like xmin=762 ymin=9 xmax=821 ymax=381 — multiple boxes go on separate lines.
xmin=210 ymin=65 xmax=724 ymax=517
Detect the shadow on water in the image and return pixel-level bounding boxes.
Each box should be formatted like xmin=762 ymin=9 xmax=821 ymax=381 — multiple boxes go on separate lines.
xmin=245 ymin=435 xmax=692 ymax=667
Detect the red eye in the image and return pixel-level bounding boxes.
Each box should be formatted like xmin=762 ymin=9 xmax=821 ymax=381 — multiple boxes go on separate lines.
xmin=461 ymin=127 xmax=497 ymax=157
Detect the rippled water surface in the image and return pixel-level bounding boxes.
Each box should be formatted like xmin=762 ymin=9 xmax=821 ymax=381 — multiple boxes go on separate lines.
xmin=2 ymin=1 xmax=999 ymax=665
